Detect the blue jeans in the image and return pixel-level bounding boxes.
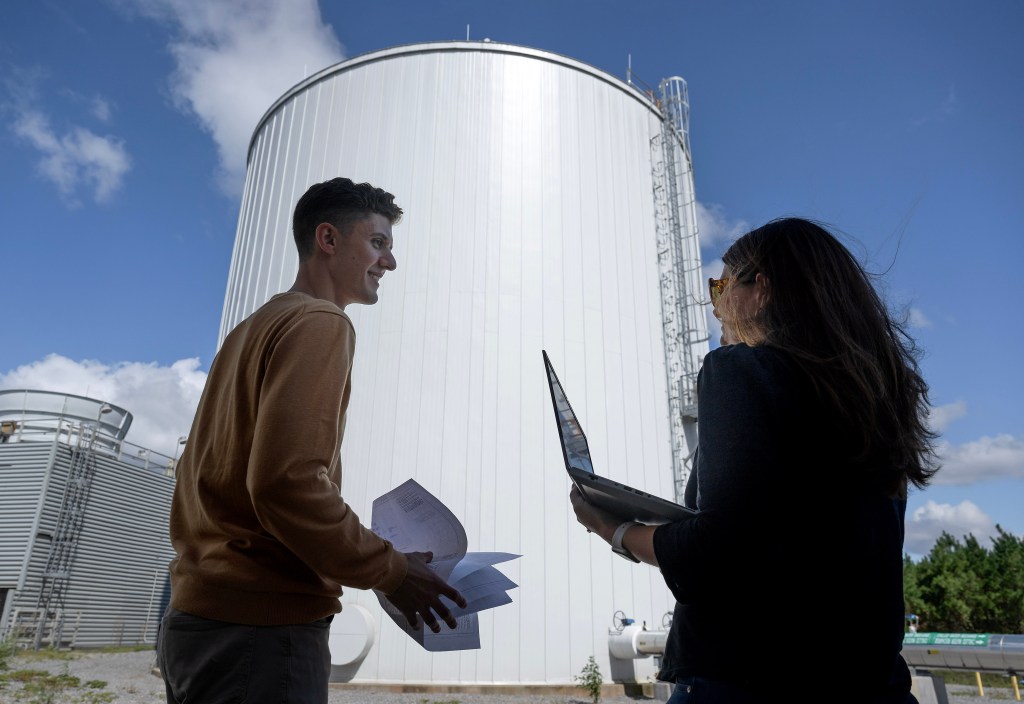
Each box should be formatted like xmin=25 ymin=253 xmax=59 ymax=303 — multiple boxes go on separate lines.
xmin=666 ymin=677 xmax=760 ymax=704
xmin=156 ymin=606 xmax=333 ymax=704
xmin=664 ymin=676 xmax=920 ymax=704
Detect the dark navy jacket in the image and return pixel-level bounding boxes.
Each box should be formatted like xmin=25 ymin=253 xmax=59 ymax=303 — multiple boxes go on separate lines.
xmin=653 ymin=344 xmax=913 ymax=701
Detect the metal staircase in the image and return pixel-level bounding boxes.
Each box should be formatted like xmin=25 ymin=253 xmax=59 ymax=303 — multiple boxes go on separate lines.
xmin=650 ymin=76 xmax=709 ymax=502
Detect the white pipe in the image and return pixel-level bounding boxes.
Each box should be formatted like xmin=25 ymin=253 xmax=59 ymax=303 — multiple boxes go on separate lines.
xmin=608 ymin=624 xmax=669 ymax=660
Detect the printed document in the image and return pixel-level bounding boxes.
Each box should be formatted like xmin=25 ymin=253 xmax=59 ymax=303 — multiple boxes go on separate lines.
xmin=371 ymin=478 xmax=520 ymax=651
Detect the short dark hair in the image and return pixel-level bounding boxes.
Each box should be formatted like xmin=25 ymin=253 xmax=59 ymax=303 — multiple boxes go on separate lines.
xmin=723 ymin=217 xmax=939 ymax=490
xmin=292 ymin=178 xmax=403 ymax=260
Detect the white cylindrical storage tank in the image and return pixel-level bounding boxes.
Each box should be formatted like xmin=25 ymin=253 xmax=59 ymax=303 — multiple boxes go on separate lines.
xmin=220 ymin=41 xmax=704 ymax=686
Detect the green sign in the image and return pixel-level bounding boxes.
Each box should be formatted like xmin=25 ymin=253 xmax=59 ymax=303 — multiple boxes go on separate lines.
xmin=903 ymin=632 xmax=990 ymax=647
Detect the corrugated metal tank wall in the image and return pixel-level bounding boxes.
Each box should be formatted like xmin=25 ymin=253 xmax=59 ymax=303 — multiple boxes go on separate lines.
xmin=60 ymin=451 xmax=175 ymax=647
xmin=0 ymin=441 xmax=175 ymax=648
xmin=0 ymin=443 xmax=52 ymax=587
xmin=220 ymin=41 xmax=688 ymax=685
xmin=5 ymin=445 xmax=68 ymax=629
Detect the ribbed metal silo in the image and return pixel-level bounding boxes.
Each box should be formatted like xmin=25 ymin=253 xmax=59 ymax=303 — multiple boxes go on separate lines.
xmin=220 ymin=41 xmax=708 ymax=687
xmin=0 ymin=390 xmax=176 ymax=649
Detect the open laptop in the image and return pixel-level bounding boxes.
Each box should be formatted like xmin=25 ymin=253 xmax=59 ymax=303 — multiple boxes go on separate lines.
xmin=543 ymin=350 xmax=696 ymax=525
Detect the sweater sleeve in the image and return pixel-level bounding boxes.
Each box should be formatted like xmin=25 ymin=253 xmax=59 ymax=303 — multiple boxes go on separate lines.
xmin=244 ymin=309 xmax=408 ymax=594
xmin=653 ymin=344 xmax=802 ymax=603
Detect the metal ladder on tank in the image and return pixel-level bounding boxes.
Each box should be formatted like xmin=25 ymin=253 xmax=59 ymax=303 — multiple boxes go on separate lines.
xmin=30 ymin=421 xmax=101 ymax=649
xmin=650 ymin=76 xmax=708 ymax=503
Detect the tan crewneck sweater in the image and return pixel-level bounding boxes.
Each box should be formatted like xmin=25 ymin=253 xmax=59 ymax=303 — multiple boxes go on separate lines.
xmin=168 ymin=292 xmax=407 ymax=625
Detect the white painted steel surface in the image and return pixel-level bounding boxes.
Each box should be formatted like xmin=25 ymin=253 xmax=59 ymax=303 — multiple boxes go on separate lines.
xmin=221 ymin=41 xmax=704 ymax=685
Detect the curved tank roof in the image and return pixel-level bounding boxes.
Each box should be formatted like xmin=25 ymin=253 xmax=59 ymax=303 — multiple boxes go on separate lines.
xmin=249 ymin=40 xmax=663 ymax=160
xmin=0 ymin=389 xmax=132 ymax=441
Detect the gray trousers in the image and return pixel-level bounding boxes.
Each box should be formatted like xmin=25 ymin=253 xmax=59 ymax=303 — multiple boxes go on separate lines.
xmin=157 ymin=606 xmax=333 ymax=704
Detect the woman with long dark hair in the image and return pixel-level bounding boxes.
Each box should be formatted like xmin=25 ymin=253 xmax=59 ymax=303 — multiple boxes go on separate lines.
xmin=571 ymin=218 xmax=938 ymax=703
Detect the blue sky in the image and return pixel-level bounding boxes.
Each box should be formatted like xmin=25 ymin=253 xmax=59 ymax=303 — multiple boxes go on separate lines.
xmin=1 ymin=0 xmax=1021 ymax=558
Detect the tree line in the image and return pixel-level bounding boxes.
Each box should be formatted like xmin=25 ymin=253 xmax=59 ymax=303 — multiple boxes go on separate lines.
xmin=903 ymin=527 xmax=1024 ymax=634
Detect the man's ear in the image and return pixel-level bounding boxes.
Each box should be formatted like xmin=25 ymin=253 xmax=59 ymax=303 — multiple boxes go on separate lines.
xmin=314 ymin=222 xmax=336 ymax=254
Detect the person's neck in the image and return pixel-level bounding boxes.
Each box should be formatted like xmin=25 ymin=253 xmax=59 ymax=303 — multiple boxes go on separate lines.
xmin=287 ymin=270 xmax=345 ymax=309
xmin=288 ymin=268 xmax=321 ymax=300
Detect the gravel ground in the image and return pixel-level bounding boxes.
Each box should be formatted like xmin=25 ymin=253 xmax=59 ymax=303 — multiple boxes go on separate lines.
xmin=2 ymin=649 xmax=646 ymax=704
xmin=2 ymin=649 xmax=1017 ymax=703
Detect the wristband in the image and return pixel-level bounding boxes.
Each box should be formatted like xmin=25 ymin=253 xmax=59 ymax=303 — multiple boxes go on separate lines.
xmin=611 ymin=521 xmax=641 ymax=563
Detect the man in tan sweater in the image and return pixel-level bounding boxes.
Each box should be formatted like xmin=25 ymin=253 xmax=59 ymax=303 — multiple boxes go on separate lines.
xmin=157 ymin=178 xmax=465 ymax=704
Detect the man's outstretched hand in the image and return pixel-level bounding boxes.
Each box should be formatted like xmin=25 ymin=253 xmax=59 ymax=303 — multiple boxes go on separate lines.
xmin=385 ymin=551 xmax=468 ymax=632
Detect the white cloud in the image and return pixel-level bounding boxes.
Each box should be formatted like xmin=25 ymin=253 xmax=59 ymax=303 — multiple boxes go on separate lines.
xmin=12 ymin=108 xmax=131 ymax=204
xmin=933 ymin=434 xmax=1024 ymax=485
xmin=929 ymin=400 xmax=966 ymax=433
xmin=905 ymin=499 xmax=996 ymax=555
xmin=91 ymin=96 xmax=112 ymax=122
xmin=695 ymin=202 xmax=749 ymax=253
xmin=128 ymin=0 xmax=345 ymax=196
xmin=909 ymin=307 xmax=932 ymax=329
xmin=1 ymin=354 xmax=205 ymax=458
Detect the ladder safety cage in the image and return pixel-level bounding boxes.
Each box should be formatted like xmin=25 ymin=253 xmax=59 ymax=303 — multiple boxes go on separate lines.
xmin=32 ymin=420 xmax=102 ymax=649
xmin=650 ymin=76 xmax=709 ymax=503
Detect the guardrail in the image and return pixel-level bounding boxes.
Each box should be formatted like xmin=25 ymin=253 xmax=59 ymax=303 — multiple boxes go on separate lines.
xmin=902 ymin=633 xmax=1024 ymax=701
xmin=0 ymin=421 xmax=179 ymax=477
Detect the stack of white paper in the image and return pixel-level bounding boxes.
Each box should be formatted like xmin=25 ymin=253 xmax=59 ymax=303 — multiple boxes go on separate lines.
xmin=371 ymin=478 xmax=520 ymax=651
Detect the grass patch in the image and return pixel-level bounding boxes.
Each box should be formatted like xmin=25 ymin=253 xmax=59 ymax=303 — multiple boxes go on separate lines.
xmin=9 ymin=647 xmax=77 ymax=662
xmin=4 ymin=643 xmax=152 ymax=661
xmin=0 ymin=667 xmax=116 ymax=703
xmin=0 ymin=639 xmax=117 ymax=704
xmin=98 ymin=644 xmax=154 ymax=653
xmin=98 ymin=646 xmax=155 ymax=658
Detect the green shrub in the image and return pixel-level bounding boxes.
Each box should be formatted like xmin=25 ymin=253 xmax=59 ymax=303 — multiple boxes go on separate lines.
xmin=575 ymin=654 xmax=603 ymax=704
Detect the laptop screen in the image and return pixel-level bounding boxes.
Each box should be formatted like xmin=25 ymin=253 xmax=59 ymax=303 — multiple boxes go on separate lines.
xmin=543 ymin=351 xmax=594 ymax=475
